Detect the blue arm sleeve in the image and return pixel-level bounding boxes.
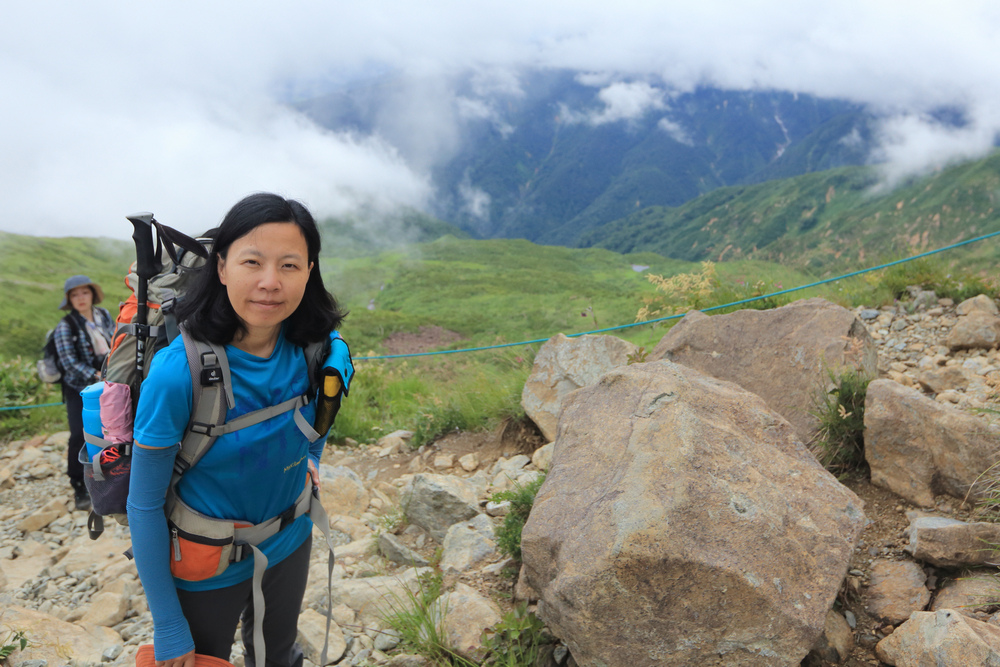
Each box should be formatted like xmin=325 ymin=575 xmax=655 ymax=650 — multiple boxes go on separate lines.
xmin=308 ymin=332 xmax=354 ymax=468
xmin=326 ymin=332 xmax=354 ymax=394
xmin=126 ymin=444 xmax=195 ymax=661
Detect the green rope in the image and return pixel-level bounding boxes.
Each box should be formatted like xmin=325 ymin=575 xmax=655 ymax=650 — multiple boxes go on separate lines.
xmin=4 ymin=227 xmax=999 ymax=410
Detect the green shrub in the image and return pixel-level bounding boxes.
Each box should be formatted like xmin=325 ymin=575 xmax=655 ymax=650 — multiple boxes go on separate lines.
xmin=0 ymin=356 xmax=63 ymax=441
xmin=492 ymin=474 xmax=546 ymax=562
xmin=810 ymin=368 xmax=871 ymax=473
xmin=878 ymin=257 xmax=995 ymax=303
xmin=481 ymin=603 xmax=552 ymax=667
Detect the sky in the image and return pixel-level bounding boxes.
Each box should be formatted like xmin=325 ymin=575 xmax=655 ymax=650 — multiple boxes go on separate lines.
xmin=2 ymin=1 xmax=999 ymax=240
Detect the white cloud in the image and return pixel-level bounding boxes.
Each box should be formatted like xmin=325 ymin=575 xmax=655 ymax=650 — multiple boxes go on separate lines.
xmin=458 ymin=174 xmax=492 ymax=221
xmin=561 ymin=81 xmax=666 ymax=126
xmin=3 ymin=1 xmax=1000 ymax=237
xmin=658 ymin=118 xmax=693 ymax=146
xmin=872 ymin=112 xmax=999 ymax=187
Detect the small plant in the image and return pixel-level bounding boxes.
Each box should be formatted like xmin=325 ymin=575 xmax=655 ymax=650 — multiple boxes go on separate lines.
xmin=810 ymin=368 xmax=871 ymax=472
xmin=480 ymin=603 xmax=552 ymax=667
xmin=492 ymin=474 xmax=546 ymax=562
xmin=381 ymin=571 xmax=474 ymax=667
xmin=626 ymin=346 xmax=650 ymax=365
xmin=377 ymin=503 xmax=408 ymax=535
xmin=0 ymin=628 xmax=28 ymax=661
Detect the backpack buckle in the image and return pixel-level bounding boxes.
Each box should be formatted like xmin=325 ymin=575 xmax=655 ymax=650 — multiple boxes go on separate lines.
xmin=188 ymin=422 xmax=213 ymax=436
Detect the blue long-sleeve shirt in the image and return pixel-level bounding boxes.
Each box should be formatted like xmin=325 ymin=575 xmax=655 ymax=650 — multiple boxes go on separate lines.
xmin=126 ymin=330 xmax=352 ymax=661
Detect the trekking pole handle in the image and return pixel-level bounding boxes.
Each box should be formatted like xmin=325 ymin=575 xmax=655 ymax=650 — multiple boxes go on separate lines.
xmin=127 ymin=213 xmax=158 ymax=282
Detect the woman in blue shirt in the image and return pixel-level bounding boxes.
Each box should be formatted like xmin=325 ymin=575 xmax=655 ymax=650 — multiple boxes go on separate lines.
xmin=127 ymin=193 xmax=349 ymax=667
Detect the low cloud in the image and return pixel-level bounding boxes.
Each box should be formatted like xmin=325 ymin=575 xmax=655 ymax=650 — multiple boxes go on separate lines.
xmin=872 ymin=112 xmax=999 ymax=188
xmin=458 ymin=174 xmax=492 ymax=221
xmin=3 ymin=2 xmax=1000 ymax=237
xmin=658 ymin=117 xmax=693 ymax=146
xmin=561 ymin=81 xmax=667 ymax=126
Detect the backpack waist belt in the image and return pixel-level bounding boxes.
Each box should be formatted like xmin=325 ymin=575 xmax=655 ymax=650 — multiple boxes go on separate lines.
xmin=168 ymin=479 xmax=338 ymax=667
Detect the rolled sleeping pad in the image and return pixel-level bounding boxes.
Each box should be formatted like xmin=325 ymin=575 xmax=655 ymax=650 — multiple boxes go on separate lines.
xmin=81 ymin=381 xmax=105 ymax=459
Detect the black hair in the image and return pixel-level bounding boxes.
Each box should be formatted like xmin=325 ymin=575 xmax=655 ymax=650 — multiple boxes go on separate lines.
xmin=175 ymin=192 xmax=346 ymax=347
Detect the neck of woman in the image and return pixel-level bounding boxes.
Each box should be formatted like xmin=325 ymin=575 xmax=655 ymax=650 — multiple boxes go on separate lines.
xmin=231 ymin=326 xmax=280 ymax=358
xmin=75 ymin=308 xmax=94 ymax=322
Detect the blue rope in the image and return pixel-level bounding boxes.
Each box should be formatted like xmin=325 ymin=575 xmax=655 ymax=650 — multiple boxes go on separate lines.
xmin=356 ymin=227 xmax=1000 ymax=361
xmin=0 ymin=401 xmax=63 ymax=412
xmin=4 ymin=227 xmax=998 ymax=410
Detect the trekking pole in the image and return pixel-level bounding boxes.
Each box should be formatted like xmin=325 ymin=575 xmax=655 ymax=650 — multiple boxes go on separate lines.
xmin=126 ymin=212 xmax=161 ymax=375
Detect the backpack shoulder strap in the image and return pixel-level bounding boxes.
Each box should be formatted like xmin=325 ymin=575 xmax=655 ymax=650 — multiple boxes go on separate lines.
xmin=174 ymin=327 xmax=231 ymax=476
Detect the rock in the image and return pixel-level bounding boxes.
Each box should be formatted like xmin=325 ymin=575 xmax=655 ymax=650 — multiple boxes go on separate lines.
xmin=16 ymin=510 xmax=62 ymax=534
xmin=377 ymin=430 xmax=414 ymax=456
xmin=327 ymin=568 xmax=431 ymax=626
xmin=79 ymin=589 xmax=129 ymax=626
xmin=0 ymin=605 xmax=121 ymax=666
xmin=946 ymin=311 xmax=1000 ymax=351
xmin=648 ymin=298 xmax=877 ymax=442
xmin=864 ymin=379 xmax=1000 ymax=506
xmin=531 ymin=442 xmax=554 ymax=472
xmin=433 ymin=453 xmax=454 ymax=470
xmin=457 ymin=453 xmax=479 ymax=472
xmin=521 ymin=360 xmax=865 ymax=667
xmin=931 ymin=571 xmax=1000 ymax=616
xmin=318 ymin=465 xmax=371 ymax=517
xmin=378 ymin=533 xmax=429 ymax=567
xmin=876 ymin=609 xmax=1000 ymax=665
xmin=917 ymin=365 xmax=968 ymax=393
xmin=956 ymin=294 xmax=999 ymax=316
xmin=402 ymin=474 xmax=480 ymax=542
xmin=809 ymin=609 xmax=855 ymax=664
xmin=485 ymin=500 xmax=511 ymax=517
xmin=437 ymin=583 xmax=502 ymax=662
xmin=440 ymin=514 xmax=498 ymax=574
xmin=521 ymin=333 xmax=637 ymax=440
xmin=904 ymin=515 xmax=1000 ymax=567
xmin=297 ymin=608 xmax=347 ymax=665
xmin=382 ymin=654 xmax=429 ymax=667
xmin=865 ymin=559 xmax=931 ymax=624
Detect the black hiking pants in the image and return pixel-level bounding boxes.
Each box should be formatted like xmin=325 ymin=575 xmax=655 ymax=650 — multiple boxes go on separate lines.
xmin=63 ymin=385 xmax=85 ymax=490
xmin=176 ymin=535 xmax=312 ymax=667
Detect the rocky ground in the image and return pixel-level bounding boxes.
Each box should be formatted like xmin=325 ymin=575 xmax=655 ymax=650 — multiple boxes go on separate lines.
xmin=3 ymin=294 xmax=1000 ymax=667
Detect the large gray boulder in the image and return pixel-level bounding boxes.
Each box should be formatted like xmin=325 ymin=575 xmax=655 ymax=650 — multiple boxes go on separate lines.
xmin=864 ymin=379 xmax=1000 ymax=507
xmin=648 ymin=297 xmax=877 ymax=442
xmin=521 ymin=333 xmax=637 ymax=440
xmin=521 ymin=360 xmax=865 ymax=667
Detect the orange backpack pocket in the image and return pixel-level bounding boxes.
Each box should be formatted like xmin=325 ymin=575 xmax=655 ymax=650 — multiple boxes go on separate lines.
xmin=167 ymin=499 xmax=239 ymax=581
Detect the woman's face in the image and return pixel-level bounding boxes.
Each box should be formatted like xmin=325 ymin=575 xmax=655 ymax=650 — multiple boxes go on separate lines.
xmin=68 ymin=285 xmax=93 ymax=316
xmin=216 ymin=222 xmax=313 ymax=341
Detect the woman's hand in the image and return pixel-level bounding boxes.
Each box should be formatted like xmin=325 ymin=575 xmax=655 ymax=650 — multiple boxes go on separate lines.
xmin=308 ymin=459 xmax=320 ymax=488
xmin=156 ymin=650 xmax=196 ymax=667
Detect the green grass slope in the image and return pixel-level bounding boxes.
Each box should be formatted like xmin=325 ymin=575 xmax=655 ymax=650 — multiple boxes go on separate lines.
xmin=0 ymin=233 xmax=134 ymax=360
xmin=583 ymin=150 xmax=1000 ymax=275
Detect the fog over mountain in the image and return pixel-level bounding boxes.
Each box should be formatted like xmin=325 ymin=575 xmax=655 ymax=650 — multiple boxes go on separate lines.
xmin=1 ymin=2 xmax=999 ymax=239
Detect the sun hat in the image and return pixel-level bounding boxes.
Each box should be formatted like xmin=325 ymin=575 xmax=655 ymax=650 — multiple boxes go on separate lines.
xmin=135 ymin=645 xmax=233 ymax=667
xmin=59 ymin=275 xmax=105 ymax=310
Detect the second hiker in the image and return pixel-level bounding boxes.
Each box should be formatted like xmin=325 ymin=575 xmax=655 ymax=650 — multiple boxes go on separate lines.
xmin=54 ymin=274 xmax=114 ymax=511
